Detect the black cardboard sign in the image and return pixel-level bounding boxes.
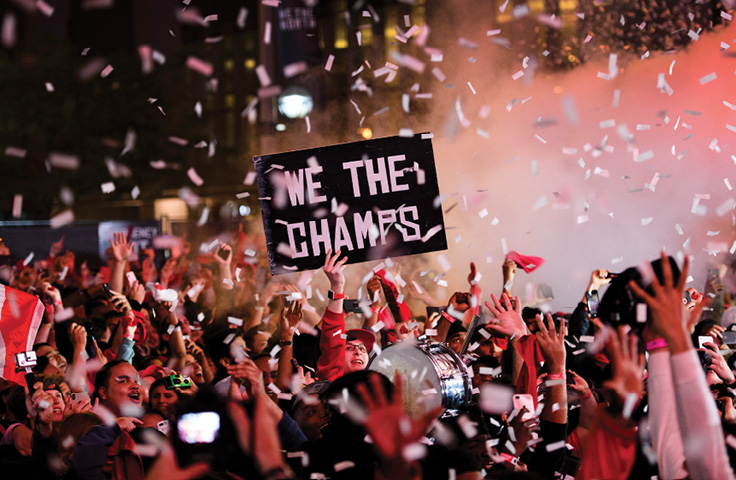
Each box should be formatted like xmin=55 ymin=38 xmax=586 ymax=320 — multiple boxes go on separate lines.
xmin=254 ymin=133 xmax=447 ymax=274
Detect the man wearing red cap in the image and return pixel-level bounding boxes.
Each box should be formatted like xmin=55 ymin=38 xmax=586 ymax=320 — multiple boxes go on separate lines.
xmin=316 ymin=250 xmax=376 ymax=381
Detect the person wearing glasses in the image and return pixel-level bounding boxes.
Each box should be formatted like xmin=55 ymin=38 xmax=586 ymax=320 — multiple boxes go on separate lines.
xmin=316 ymin=250 xmax=377 ymax=382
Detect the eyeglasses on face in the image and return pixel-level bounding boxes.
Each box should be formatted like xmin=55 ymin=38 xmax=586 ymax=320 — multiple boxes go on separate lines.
xmin=345 ymin=343 xmax=367 ymax=354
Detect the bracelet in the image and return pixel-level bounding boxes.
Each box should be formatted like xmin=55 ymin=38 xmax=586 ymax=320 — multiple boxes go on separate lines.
xmin=53 ymin=300 xmax=63 ymax=306
xmin=579 ymin=390 xmax=593 ymax=400
xmin=547 ymin=373 xmax=566 ymax=380
xmin=499 ymin=452 xmax=519 ymax=465
xmin=280 ymin=340 xmax=293 ymax=347
xmin=645 ymin=338 xmax=668 ymax=351
xmin=327 ymin=290 xmax=346 ymax=300
xmin=441 ymin=312 xmax=455 ymax=323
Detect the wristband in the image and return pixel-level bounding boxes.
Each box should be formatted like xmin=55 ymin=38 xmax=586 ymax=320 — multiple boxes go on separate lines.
xmin=547 ymin=373 xmax=566 ymax=380
xmin=327 ymin=290 xmax=346 ymax=300
xmin=53 ymin=300 xmax=63 ymax=306
xmin=645 ymin=338 xmax=667 ymax=351
xmin=499 ymin=452 xmax=519 ymax=465
xmin=280 ymin=340 xmax=293 ymax=347
xmin=579 ymin=390 xmax=593 ymax=400
xmin=441 ymin=312 xmax=456 ymax=323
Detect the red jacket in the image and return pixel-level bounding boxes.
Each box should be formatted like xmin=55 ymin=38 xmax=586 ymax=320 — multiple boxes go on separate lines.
xmin=316 ymin=309 xmax=346 ymax=381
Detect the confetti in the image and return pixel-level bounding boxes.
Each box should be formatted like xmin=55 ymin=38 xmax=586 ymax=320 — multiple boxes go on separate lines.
xmin=12 ymin=194 xmax=22 ymax=218
xmin=700 ymin=72 xmax=717 ymax=85
xmin=50 ymin=210 xmax=74 ymax=229
xmin=187 ymin=168 xmax=204 ymax=186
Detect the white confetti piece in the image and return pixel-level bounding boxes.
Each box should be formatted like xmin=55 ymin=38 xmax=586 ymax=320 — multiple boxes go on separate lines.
xmin=131 ymin=186 xmax=140 ymax=199
xmin=12 ymin=194 xmax=22 ymax=218
xmin=50 ymin=210 xmax=74 ymax=229
xmin=100 ymin=64 xmax=114 ymax=78
xmin=187 ymin=167 xmax=204 ymax=186
xmin=4 ymin=146 xmax=26 ymax=158
xmin=48 ymin=152 xmax=80 ymax=170
xmin=700 ymin=72 xmax=717 ymax=85
xmin=255 ymin=64 xmax=271 ymax=87
xmin=236 ymin=7 xmax=248 ymax=28
xmin=36 ymin=0 xmax=54 ymax=17
xmin=101 ymin=182 xmax=115 ymax=194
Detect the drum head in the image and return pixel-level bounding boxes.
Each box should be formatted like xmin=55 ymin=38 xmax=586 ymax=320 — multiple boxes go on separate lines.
xmin=368 ymin=342 xmax=444 ymax=418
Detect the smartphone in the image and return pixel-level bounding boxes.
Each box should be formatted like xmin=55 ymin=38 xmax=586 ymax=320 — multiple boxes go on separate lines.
xmin=512 ymin=394 xmax=536 ymax=422
xmin=165 ymin=374 xmax=193 ymax=390
xmin=71 ymin=391 xmax=90 ymax=409
xmin=585 ymin=291 xmax=600 ymax=318
xmin=722 ymin=331 xmax=736 ymax=345
xmin=343 ymin=299 xmax=362 ymax=314
xmin=177 ymin=412 xmax=220 ymax=444
xmin=157 ymin=419 xmax=171 ymax=436
xmin=102 ymin=283 xmax=113 ymax=298
xmin=698 ymin=335 xmax=714 ymax=349
xmin=85 ymin=335 xmax=97 ymax=359
xmin=426 ymin=306 xmax=446 ymax=316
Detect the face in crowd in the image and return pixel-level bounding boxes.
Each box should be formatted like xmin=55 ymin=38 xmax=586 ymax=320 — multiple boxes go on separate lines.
xmin=149 ymin=384 xmax=178 ymax=417
xmin=96 ymin=362 xmax=142 ymax=416
xmin=36 ymin=345 xmax=68 ymax=375
xmin=344 ymin=339 xmax=369 ymax=373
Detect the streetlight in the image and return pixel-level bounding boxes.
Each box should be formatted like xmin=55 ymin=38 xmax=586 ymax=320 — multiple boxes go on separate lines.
xmin=277 ymin=86 xmax=313 ymax=119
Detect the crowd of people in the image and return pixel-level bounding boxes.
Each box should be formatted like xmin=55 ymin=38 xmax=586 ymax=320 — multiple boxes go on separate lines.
xmin=1 ymin=228 xmax=736 ymax=480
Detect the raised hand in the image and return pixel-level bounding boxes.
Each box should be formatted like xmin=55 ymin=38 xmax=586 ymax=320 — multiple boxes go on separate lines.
xmin=281 ymin=300 xmax=303 ymax=341
xmin=568 ymin=370 xmax=592 ymax=399
xmin=355 ymin=373 xmax=443 ymax=461
xmin=533 ymin=313 xmax=566 ymax=371
xmin=69 ymin=322 xmax=88 ymax=352
xmin=49 ymin=235 xmax=65 ymax=257
xmin=109 ymin=232 xmax=135 ymax=263
xmin=485 ymin=293 xmax=526 ymax=338
xmin=129 ymin=280 xmax=146 ymax=304
xmin=323 ymin=248 xmax=348 ymax=292
xmin=602 ymin=326 xmax=644 ymax=414
xmin=629 ymin=253 xmax=691 ymax=353
xmin=214 ymin=243 xmax=232 ymax=265
xmin=109 ymin=290 xmax=132 ymax=314
xmin=588 ymin=269 xmax=613 ymax=291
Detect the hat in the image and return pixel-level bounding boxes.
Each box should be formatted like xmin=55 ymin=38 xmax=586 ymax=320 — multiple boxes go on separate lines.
xmin=447 ymin=321 xmax=467 ymax=340
xmin=346 ymin=328 xmax=376 ymax=353
xmin=506 ymin=251 xmax=545 ymax=273
xmin=291 ymin=380 xmax=332 ymax=413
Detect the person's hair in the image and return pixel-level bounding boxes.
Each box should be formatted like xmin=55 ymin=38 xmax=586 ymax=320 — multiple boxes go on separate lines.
xmin=205 ymin=328 xmax=243 ymax=379
xmin=35 ymin=373 xmax=66 ymax=391
xmin=323 ymin=371 xmax=394 ymax=439
xmin=148 ymin=378 xmax=183 ymax=409
xmin=0 ymin=383 xmax=29 ymax=424
xmin=92 ymin=359 xmax=129 ymax=402
xmin=58 ymin=412 xmax=103 ymax=464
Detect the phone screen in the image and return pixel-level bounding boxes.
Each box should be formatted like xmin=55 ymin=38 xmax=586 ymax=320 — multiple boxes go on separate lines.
xmin=177 ymin=412 xmax=220 ymax=444
xmin=586 ymin=291 xmax=600 ymax=318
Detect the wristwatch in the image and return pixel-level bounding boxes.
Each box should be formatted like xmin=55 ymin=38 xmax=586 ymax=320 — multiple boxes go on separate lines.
xmin=327 ymin=290 xmax=346 ymax=300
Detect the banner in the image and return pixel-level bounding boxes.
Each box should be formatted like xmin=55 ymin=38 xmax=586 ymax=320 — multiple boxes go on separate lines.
xmin=254 ymin=133 xmax=447 ymax=274
xmin=0 ymin=285 xmax=44 ymax=384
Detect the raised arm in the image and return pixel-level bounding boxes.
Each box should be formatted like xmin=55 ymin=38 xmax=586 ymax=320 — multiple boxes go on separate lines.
xmin=631 ymin=253 xmax=733 ymax=480
xmin=316 ymin=249 xmax=348 ymax=381
xmin=109 ymin=232 xmax=135 ymax=294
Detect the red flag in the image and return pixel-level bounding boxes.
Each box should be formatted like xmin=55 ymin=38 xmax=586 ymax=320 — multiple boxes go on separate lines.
xmin=0 ymin=285 xmax=44 ymax=384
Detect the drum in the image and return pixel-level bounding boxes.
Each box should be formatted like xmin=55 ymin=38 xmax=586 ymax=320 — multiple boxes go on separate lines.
xmin=368 ymin=341 xmax=471 ymax=417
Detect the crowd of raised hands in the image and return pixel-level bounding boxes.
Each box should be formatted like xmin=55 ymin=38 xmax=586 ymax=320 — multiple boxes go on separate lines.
xmin=1 ymin=228 xmax=736 ymax=480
